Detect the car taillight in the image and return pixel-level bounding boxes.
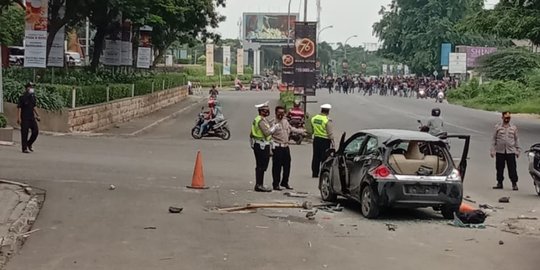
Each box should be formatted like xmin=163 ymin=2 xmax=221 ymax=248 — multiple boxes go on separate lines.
xmin=446 ymin=169 xmax=461 ymax=182
xmin=370 ymin=165 xmax=395 ymax=180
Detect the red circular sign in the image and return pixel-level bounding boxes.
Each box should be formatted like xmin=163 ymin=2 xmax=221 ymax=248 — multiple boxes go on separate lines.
xmin=296 ymin=38 xmax=315 ymax=59
xmin=282 ymin=54 xmax=294 ymax=67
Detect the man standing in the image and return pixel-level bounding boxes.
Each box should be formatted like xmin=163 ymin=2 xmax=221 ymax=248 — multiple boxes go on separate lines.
xmin=311 ymin=104 xmax=335 ymax=178
xmin=491 ymin=112 xmax=521 ymax=190
xmin=250 ymin=102 xmax=279 ymax=192
xmin=17 ymin=82 xmax=40 ymax=154
xmin=271 ymin=106 xmax=304 ymax=191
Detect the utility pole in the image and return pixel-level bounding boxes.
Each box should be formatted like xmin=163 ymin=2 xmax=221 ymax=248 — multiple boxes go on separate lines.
xmin=85 ymin=17 xmax=90 ymax=66
xmin=302 ymin=0 xmax=308 ymax=115
xmin=0 ymin=45 xmax=3 ymax=114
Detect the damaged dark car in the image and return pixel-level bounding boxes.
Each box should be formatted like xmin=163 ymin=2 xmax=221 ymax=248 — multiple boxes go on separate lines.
xmin=319 ymin=129 xmax=470 ymax=219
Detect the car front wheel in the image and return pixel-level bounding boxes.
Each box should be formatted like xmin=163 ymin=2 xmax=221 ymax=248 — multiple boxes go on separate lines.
xmin=319 ymin=171 xmax=337 ymax=202
xmin=361 ymin=185 xmax=380 ymax=219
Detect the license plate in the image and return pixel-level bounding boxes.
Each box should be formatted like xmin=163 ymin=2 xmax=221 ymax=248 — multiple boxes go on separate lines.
xmin=404 ymin=185 xmax=439 ymax=195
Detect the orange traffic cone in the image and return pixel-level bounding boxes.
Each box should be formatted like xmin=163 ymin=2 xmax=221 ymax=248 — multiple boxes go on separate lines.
xmin=459 ymin=202 xmax=476 ymax=213
xmin=187 ymin=151 xmax=209 ymax=189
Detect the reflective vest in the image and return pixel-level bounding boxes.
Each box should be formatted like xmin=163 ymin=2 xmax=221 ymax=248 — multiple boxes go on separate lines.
xmin=251 ymin=115 xmax=271 ymax=141
xmin=311 ymin=114 xmax=329 ymax=139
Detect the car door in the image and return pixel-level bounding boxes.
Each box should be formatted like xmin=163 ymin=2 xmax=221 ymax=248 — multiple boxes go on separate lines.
xmin=336 ymin=133 xmax=368 ymax=194
xmin=348 ymin=136 xmax=379 ymax=196
xmin=445 ymin=135 xmax=471 ymax=181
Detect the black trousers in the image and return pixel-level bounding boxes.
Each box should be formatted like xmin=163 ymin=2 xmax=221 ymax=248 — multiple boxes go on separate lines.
xmin=496 ymin=153 xmax=518 ymax=184
xmin=272 ymin=146 xmax=291 ymax=187
xmin=312 ymin=137 xmax=331 ymax=177
xmin=253 ymin=143 xmax=271 ymax=186
xmin=21 ymin=119 xmax=39 ymax=151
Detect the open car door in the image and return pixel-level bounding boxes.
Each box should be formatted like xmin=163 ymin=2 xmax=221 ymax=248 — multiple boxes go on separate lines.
xmin=445 ymin=135 xmax=471 ymax=181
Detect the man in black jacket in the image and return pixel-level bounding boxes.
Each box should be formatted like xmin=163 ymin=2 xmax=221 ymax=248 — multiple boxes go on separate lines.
xmin=17 ymin=82 xmax=40 ymax=153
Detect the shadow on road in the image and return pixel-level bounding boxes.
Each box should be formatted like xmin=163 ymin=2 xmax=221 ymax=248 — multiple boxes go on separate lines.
xmin=335 ymin=198 xmax=446 ymax=221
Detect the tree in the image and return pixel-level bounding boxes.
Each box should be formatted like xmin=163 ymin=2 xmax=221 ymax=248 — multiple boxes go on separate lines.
xmin=0 ymin=4 xmax=24 ymax=45
xmin=0 ymin=0 xmax=23 ymax=13
xmin=373 ymin=0 xmax=504 ymax=74
xmin=462 ymin=0 xmax=540 ymax=45
xmin=477 ymin=48 xmax=540 ymax=81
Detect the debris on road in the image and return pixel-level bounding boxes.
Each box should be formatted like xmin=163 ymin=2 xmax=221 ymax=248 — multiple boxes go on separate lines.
xmin=168 ymin=207 xmax=183 ymax=213
xmin=385 ymin=223 xmax=397 ymax=231
xmin=109 ymin=184 xmax=116 ymax=190
xmin=463 ymin=196 xmax=476 ymax=204
xmin=284 ymin=191 xmax=309 ymax=198
xmin=308 ymin=241 xmax=312 ymax=248
xmin=499 ymin=240 xmax=504 ymax=245
xmin=214 ymin=201 xmax=314 ymax=213
xmin=445 ymin=248 xmax=453 ymax=252
xmin=144 ymin=226 xmax=157 ymax=230
xmin=255 ymin=226 xmax=269 ymax=229
xmin=20 ymin=228 xmax=41 ymax=238
xmin=498 ymin=197 xmax=510 ymax=203
xmin=305 ymin=210 xmax=317 ymax=220
xmin=515 ymin=215 xmax=538 ymax=220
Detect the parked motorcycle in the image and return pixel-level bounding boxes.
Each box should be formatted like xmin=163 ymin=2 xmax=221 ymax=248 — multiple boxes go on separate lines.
xmin=191 ymin=108 xmax=231 ymax=140
xmin=288 ymin=117 xmax=305 ymax=145
xmin=526 ymin=143 xmax=540 ymax=196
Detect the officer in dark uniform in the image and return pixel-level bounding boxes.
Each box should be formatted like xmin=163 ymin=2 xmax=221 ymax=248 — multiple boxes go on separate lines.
xmin=250 ymin=101 xmax=279 ymax=192
xmin=17 ymin=82 xmax=40 ymax=153
xmin=310 ymin=104 xmax=335 ymax=178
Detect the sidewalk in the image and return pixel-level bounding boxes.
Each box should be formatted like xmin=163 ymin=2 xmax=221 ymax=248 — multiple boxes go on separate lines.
xmin=0 ymin=180 xmax=43 ymax=269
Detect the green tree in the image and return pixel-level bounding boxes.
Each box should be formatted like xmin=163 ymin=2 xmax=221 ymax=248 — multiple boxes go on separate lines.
xmin=477 ymin=48 xmax=540 ymax=81
xmin=462 ymin=0 xmax=540 ymax=45
xmin=373 ymin=0 xmax=504 ymax=74
xmin=0 ymin=4 xmax=24 ymax=45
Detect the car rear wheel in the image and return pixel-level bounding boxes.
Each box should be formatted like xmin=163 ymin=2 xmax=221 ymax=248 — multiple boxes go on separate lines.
xmin=361 ymin=185 xmax=380 ymax=219
xmin=441 ymin=205 xmax=459 ymax=220
xmin=319 ymin=171 xmax=337 ymax=202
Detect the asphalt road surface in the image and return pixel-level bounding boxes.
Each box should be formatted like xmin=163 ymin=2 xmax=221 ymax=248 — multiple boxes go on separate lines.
xmin=1 ymin=90 xmax=540 ymax=270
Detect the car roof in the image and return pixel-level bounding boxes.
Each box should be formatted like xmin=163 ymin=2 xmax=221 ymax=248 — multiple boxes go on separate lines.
xmin=360 ymin=129 xmax=442 ymax=143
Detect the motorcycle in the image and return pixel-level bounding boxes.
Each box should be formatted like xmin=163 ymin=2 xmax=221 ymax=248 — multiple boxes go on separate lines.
xmin=526 ymin=143 xmax=540 ymax=196
xmin=417 ymin=87 xmax=427 ymax=99
xmin=191 ymin=107 xmax=231 ymax=140
xmin=288 ymin=117 xmax=305 ymax=145
xmin=417 ymin=120 xmax=449 ymax=148
xmin=436 ymin=91 xmax=445 ymax=103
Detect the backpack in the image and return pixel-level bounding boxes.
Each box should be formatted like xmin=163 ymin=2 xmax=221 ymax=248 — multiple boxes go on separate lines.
xmin=457 ymin=210 xmax=487 ymax=224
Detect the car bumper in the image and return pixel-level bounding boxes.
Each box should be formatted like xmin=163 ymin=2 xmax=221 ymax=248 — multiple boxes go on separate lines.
xmin=377 ymin=180 xmax=462 ymax=208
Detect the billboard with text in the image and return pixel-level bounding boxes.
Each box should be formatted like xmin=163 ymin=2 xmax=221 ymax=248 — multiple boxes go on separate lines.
xmin=243 ymin=13 xmax=298 ymax=43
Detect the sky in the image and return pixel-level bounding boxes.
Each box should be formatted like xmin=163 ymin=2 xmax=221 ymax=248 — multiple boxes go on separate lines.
xmin=216 ymin=0 xmax=500 ymax=47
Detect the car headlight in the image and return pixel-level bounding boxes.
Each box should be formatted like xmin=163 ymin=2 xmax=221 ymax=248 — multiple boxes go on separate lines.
xmin=446 ymin=169 xmax=462 ymax=182
xmin=528 ymin=152 xmax=535 ymax=161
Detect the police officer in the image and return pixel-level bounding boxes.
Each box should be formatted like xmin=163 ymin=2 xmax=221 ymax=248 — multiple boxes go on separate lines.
xmin=491 ymin=111 xmax=521 ymax=190
xmin=311 ymin=104 xmax=335 ymax=178
xmin=250 ymin=102 xmax=279 ymax=192
xmin=17 ymin=82 xmax=40 ymax=154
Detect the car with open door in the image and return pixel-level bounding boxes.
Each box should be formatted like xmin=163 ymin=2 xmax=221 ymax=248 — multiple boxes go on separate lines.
xmin=318 ymin=129 xmax=470 ymax=219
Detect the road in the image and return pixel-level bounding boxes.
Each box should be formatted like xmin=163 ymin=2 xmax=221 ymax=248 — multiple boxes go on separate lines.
xmin=1 ymin=90 xmax=540 ymax=270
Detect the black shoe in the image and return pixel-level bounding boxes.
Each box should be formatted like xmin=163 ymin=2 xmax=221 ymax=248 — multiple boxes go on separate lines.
xmin=492 ymin=183 xmax=503 ymax=189
xmin=273 ymin=186 xmax=283 ymax=191
xmin=28 ymin=146 xmax=34 ymax=152
xmin=280 ymin=185 xmax=294 ymax=190
xmin=512 ymin=184 xmax=519 ymax=191
xmin=254 ymin=185 xmax=272 ymax=192
xmin=312 ymin=175 xmax=319 ymax=179
xmin=22 ymin=150 xmax=30 ymax=154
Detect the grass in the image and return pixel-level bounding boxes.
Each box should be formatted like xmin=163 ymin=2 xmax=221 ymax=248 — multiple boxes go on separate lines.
xmin=450 ymin=97 xmax=540 ymax=114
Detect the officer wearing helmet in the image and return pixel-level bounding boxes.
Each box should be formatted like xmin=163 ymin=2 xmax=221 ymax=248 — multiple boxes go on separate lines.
xmin=310 ymin=104 xmax=335 ymax=178
xmin=427 ymin=108 xmax=444 ymax=136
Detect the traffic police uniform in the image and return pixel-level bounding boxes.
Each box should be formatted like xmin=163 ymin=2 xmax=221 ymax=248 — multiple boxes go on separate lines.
xmin=311 ymin=104 xmax=335 ymax=178
xmin=251 ymin=102 xmax=278 ymax=192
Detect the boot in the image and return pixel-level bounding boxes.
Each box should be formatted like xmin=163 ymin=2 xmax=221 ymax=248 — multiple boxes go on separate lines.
xmin=492 ymin=182 xmax=503 ymax=189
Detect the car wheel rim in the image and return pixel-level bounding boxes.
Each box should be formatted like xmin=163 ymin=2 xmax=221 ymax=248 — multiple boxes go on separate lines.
xmin=321 ymin=174 xmax=331 ymax=199
xmin=362 ymin=188 xmax=371 ymax=215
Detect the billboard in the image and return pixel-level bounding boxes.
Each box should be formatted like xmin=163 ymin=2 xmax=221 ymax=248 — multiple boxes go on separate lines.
xmin=294 ymin=21 xmax=317 ymax=96
xmin=223 ymin=46 xmax=231 ymax=75
xmin=449 ymin=53 xmax=467 ymax=74
xmin=243 ymin=13 xmax=298 ymax=43
xmin=206 ymin=44 xmax=214 ymax=76
xmin=440 ymin=43 xmax=452 ymax=67
xmin=24 ymin=0 xmax=48 ymax=68
xmin=456 ymin=46 xmax=497 ymax=68
xmin=136 ymin=25 xmax=152 ymax=69
xmin=282 ymin=46 xmax=295 ymax=84
xmin=237 ymin=49 xmax=244 ymax=75
xmin=47 ymin=0 xmax=65 ymax=67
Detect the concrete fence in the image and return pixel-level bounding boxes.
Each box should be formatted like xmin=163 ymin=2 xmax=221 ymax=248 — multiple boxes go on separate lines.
xmin=3 ymin=86 xmax=188 ymax=133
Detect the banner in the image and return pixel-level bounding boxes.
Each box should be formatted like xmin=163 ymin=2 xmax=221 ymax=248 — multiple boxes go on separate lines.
xmin=449 ymin=53 xmax=467 ymax=74
xmin=47 ymin=1 xmax=65 ymax=67
xmin=136 ymin=25 xmax=153 ymax=69
xmin=24 ymin=0 xmax=48 ymax=68
xmin=440 ymin=43 xmax=452 ymax=67
xmin=382 ymin=64 xmax=388 ymax=75
xmin=236 ymin=48 xmax=244 ymax=75
xmin=222 ymin=46 xmax=231 ymax=75
xmin=282 ymin=46 xmax=295 ymax=84
xmin=243 ymin=13 xmax=299 ymax=43
xmin=294 ymin=21 xmax=317 ymax=96
xmin=120 ymin=20 xmax=133 ymax=66
xmin=456 ymin=46 xmax=497 ymax=68
xmin=206 ymin=44 xmax=214 ymax=76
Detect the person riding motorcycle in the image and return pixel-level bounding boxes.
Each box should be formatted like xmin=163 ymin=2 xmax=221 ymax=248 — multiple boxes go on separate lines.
xmin=209 ymin=85 xmax=219 ymax=99
xmin=427 ymin=108 xmax=444 ymax=136
xmin=287 ymin=101 xmax=305 ymax=123
xmin=198 ymin=99 xmax=224 ymax=137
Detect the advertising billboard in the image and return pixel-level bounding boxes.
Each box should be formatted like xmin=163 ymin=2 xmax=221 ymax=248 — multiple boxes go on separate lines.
xmin=294 ymin=21 xmax=317 ymax=96
xmin=440 ymin=43 xmax=452 ymax=67
xmin=24 ymin=0 xmax=48 ymax=68
xmin=456 ymin=46 xmax=497 ymax=68
xmin=449 ymin=53 xmax=467 ymax=74
xmin=136 ymin=25 xmax=153 ymax=69
xmin=223 ymin=46 xmax=231 ymax=75
xmin=206 ymin=44 xmax=214 ymax=76
xmin=243 ymin=13 xmax=298 ymax=43
xmin=282 ymin=46 xmax=295 ymax=84
xmin=237 ymin=49 xmax=244 ymax=75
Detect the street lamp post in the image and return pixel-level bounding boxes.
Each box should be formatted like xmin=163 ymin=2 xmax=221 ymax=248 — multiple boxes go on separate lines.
xmin=317 ymin=25 xmax=333 ymax=59
xmin=344 ymin=35 xmax=358 ymax=59
xmin=287 ymin=0 xmax=293 ymax=47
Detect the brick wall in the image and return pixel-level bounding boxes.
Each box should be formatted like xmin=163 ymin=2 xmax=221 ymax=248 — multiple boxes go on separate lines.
xmin=68 ymin=86 xmax=188 ymax=132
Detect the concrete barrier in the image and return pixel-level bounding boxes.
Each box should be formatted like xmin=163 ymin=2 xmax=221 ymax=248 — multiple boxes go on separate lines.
xmin=2 ymin=86 xmax=188 ymax=133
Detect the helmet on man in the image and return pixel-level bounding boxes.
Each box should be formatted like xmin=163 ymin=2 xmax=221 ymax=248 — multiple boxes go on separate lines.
xmin=431 ymin=108 xmax=441 ymax=117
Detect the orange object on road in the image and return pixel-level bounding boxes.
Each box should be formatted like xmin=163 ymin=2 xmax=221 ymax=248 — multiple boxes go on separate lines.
xmin=187 ymin=151 xmax=209 ymax=189
xmin=459 ymin=202 xmax=476 ymax=213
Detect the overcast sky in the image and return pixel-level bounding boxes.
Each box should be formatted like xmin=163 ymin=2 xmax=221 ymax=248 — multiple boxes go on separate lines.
xmin=216 ymin=0 xmax=500 ymax=47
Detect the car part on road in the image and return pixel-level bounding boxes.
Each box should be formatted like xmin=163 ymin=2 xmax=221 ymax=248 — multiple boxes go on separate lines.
xmin=385 ymin=223 xmax=397 ymax=231
xmin=498 ymin=197 xmax=510 ymax=203
xmin=284 ymin=191 xmax=309 ymax=198
xmin=215 ymin=201 xmax=315 ymax=212
xmin=168 ymin=207 xmax=183 ymax=213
